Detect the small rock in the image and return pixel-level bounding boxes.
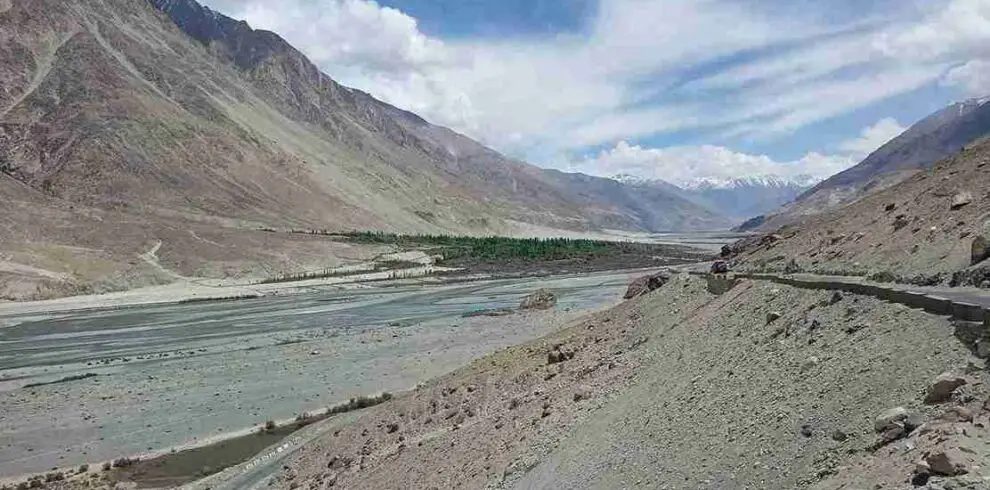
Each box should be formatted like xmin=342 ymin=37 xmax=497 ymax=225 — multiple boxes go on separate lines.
xmin=925 ymin=373 xmax=968 ymax=404
xmin=624 ymin=273 xmax=670 ymax=299
xmin=875 ymin=407 xmax=909 ymax=432
xmin=975 ymin=338 xmax=990 ymax=358
xmin=830 ymin=430 xmax=847 ymax=442
xmin=885 ymin=203 xmax=897 ymax=212
xmin=573 ymin=386 xmax=592 ymax=402
xmin=951 ymin=191 xmax=974 ymax=210
xmin=971 ymin=236 xmax=989 ymax=265
xmin=766 ymin=311 xmax=782 ymax=324
xmin=800 ymin=357 xmax=820 ymax=372
xmin=904 ymin=412 xmax=925 ymax=432
xmin=800 ymin=425 xmax=813 ymax=438
xmin=926 ymin=449 xmax=969 ymax=476
xmin=879 ymin=425 xmax=906 ymax=443
xmin=939 ymin=406 xmax=974 ymax=423
xmin=547 ymin=344 xmax=576 ymax=365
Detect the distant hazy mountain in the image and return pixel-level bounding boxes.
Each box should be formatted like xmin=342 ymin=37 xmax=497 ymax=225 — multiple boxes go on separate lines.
xmin=614 ymin=174 xmax=811 ymax=222
xmin=758 ymin=97 xmax=990 ymax=229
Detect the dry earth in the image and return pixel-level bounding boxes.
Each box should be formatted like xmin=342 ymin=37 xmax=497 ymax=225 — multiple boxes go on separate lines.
xmin=226 ymin=275 xmax=990 ymax=490
xmin=18 ymin=273 xmax=983 ymax=490
xmin=731 ymin=137 xmax=990 ymax=287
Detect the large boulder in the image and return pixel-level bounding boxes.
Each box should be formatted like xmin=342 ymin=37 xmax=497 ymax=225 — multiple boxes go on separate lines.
xmin=623 ymin=272 xmax=670 ymax=299
xmin=925 ymin=372 xmax=968 ymax=404
xmin=926 ymin=449 xmax=969 ymax=476
xmin=519 ymin=289 xmax=557 ymax=310
xmin=951 ymin=191 xmax=974 ymax=210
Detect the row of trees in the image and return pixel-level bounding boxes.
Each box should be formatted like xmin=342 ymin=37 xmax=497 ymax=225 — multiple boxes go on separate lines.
xmin=342 ymin=231 xmax=639 ymax=262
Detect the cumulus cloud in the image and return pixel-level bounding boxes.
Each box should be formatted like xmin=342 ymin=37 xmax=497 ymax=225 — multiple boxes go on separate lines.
xmin=874 ymin=0 xmax=990 ymax=60
xmin=203 ymin=0 xmax=990 ymax=181
xmin=571 ymin=116 xmax=906 ymax=187
xmin=837 ymin=118 xmax=908 ymax=159
xmin=571 ymin=141 xmax=855 ymax=188
xmin=942 ymin=60 xmax=990 ymax=96
xmin=234 ymin=0 xmax=448 ymax=75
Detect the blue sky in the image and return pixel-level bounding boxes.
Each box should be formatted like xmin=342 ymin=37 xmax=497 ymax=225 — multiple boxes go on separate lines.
xmin=203 ymin=0 xmax=990 ymax=187
xmin=375 ymin=0 xmax=595 ymax=38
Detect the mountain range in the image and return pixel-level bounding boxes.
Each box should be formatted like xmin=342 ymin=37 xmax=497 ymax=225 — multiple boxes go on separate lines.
xmin=4 ymin=0 xmax=987 ymax=300
xmin=615 ymin=174 xmax=812 ymax=223
xmin=753 ymin=97 xmax=990 ymax=229
xmin=0 ymin=0 xmax=732 ymax=299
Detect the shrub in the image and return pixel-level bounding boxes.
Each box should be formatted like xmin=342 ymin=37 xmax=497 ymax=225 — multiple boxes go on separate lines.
xmin=868 ymin=271 xmax=898 ymax=283
xmin=78 ymin=464 xmax=90 ymax=473
xmin=294 ymin=412 xmax=315 ymax=427
xmin=111 ymin=457 xmax=137 ymax=468
xmin=327 ymin=392 xmax=393 ymax=416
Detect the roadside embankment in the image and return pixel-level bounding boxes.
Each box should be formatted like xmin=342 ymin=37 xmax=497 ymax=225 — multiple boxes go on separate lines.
xmin=203 ymin=274 xmax=988 ymax=489
xmin=18 ymin=272 xmax=990 ymax=490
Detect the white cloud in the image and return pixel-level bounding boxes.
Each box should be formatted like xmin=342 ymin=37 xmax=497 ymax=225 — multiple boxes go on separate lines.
xmin=571 ymin=141 xmax=854 ymax=188
xmin=942 ymin=60 xmax=990 ymax=96
xmin=236 ymin=0 xmax=449 ymax=75
xmin=204 ymin=0 xmax=990 ymax=181
xmin=838 ymin=118 xmax=907 ymax=158
xmin=875 ymin=0 xmax=990 ymax=60
xmin=570 ymin=116 xmax=907 ymax=187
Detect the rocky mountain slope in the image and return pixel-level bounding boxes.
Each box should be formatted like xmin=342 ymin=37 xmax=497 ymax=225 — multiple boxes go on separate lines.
xmin=0 ymin=0 xmax=727 ymax=300
xmin=758 ymin=98 xmax=990 ymax=230
xmin=729 ymin=135 xmax=990 ymax=287
xmin=74 ymin=274 xmax=979 ymax=490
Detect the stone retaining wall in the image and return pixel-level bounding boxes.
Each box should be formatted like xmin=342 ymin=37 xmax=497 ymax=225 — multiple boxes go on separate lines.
xmin=688 ymin=271 xmax=990 ymax=330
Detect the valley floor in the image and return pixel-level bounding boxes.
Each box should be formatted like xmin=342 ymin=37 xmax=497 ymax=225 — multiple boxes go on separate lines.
xmin=0 ymin=270 xmax=639 ymax=480
xmin=23 ymin=272 xmax=989 ymax=490
xmin=9 ymin=268 xmax=990 ymax=490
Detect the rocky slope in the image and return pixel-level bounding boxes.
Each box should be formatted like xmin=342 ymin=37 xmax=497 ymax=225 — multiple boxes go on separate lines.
xmin=729 ymin=136 xmax=990 ymax=286
xmin=0 ymin=0 xmax=727 ymax=299
xmin=758 ymin=98 xmax=990 ymax=230
xmin=36 ymin=273 xmax=985 ymax=490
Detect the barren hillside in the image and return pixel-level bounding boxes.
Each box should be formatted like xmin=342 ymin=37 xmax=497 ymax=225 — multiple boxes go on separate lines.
xmin=731 ymin=136 xmax=990 ymax=286
xmin=0 ymin=0 xmax=728 ymax=300
xmin=75 ymin=274 xmax=980 ymax=490
xmin=756 ymin=98 xmax=990 ymax=231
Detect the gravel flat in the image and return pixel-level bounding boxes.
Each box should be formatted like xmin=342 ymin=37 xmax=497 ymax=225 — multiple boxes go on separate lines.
xmin=0 ymin=270 xmax=637 ymax=476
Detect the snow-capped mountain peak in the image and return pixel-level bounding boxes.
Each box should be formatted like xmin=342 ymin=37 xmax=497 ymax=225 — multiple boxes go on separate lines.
xmin=614 ymin=173 xmax=821 ymax=191
xmin=611 ymin=173 xmax=818 ymax=220
xmin=679 ymin=174 xmax=821 ymax=190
